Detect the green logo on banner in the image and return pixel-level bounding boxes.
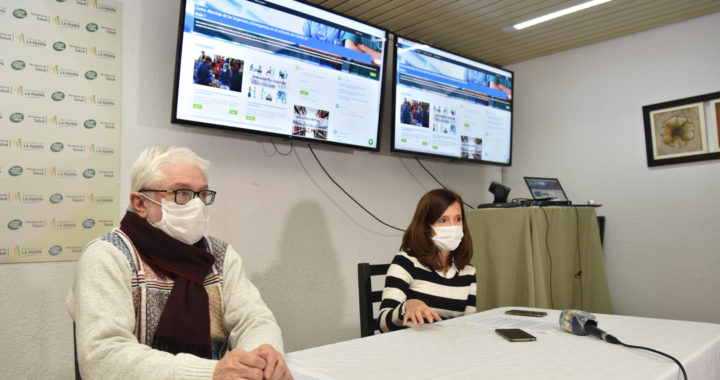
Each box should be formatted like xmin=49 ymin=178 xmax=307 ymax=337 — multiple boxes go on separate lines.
xmin=82 ymin=219 xmax=96 ymax=229
xmin=49 ymin=245 xmax=63 ymax=256
xmin=13 ymin=9 xmax=28 ymax=19
xmin=83 ymin=168 xmax=96 ymax=178
xmin=53 ymin=41 xmax=67 ymax=51
xmin=85 ymin=70 xmax=97 ymax=80
xmin=9 ymin=166 xmax=23 ymax=176
xmin=50 ymin=142 xmax=64 ymax=152
xmin=10 ymin=112 xmax=24 ymax=123
xmin=51 ymin=91 xmax=65 ymax=101
xmin=11 ymin=60 xmax=26 ymax=70
xmin=49 ymin=194 xmax=64 ymax=204
xmin=8 ymin=219 xmax=22 ymax=230
xmin=86 ymin=23 xmax=98 ymax=32
xmin=84 ymin=119 xmax=97 ymax=129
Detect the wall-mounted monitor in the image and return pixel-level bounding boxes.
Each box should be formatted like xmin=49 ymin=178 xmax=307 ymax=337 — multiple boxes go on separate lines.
xmin=392 ymin=36 xmax=513 ymax=165
xmin=172 ymin=0 xmax=388 ymax=150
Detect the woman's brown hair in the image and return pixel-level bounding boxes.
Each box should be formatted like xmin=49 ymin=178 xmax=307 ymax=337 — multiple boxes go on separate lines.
xmin=400 ymin=188 xmax=473 ymax=271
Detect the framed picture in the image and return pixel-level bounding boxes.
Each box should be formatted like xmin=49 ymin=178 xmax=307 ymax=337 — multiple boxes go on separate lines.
xmin=711 ymin=99 xmax=720 ymax=150
xmin=643 ymin=91 xmax=720 ymax=166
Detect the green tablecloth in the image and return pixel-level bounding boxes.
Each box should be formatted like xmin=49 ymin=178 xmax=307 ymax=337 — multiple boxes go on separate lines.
xmin=467 ymin=206 xmax=612 ymax=313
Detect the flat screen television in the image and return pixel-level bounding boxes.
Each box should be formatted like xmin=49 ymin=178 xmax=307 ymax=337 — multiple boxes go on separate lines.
xmin=391 ymin=36 xmax=513 ymax=165
xmin=172 ymin=0 xmax=388 ymax=150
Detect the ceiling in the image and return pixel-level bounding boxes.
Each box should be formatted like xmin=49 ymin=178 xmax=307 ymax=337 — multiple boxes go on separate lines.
xmin=305 ymin=0 xmax=720 ymax=67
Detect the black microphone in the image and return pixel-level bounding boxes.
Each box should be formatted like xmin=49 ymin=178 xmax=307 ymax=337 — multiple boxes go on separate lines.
xmin=559 ymin=309 xmax=619 ymax=344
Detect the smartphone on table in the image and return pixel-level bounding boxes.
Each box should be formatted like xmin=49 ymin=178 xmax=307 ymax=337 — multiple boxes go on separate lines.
xmin=495 ymin=328 xmax=537 ymax=342
xmin=505 ymin=309 xmax=547 ymax=317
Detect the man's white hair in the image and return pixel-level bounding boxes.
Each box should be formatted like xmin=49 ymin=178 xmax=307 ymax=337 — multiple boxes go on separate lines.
xmin=128 ymin=145 xmax=210 ymax=211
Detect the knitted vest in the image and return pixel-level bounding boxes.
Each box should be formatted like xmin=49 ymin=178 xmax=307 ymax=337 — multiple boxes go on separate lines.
xmin=100 ymin=229 xmax=230 ymax=359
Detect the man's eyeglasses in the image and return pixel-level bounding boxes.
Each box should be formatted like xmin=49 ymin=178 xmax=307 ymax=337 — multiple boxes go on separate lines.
xmin=140 ymin=189 xmax=217 ymax=205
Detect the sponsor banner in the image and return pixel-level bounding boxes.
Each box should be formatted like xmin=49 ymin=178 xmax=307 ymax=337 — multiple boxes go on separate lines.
xmin=0 ymin=0 xmax=122 ymax=263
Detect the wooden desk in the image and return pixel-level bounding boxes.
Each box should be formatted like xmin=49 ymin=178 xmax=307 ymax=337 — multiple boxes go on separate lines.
xmin=466 ymin=206 xmax=611 ymax=313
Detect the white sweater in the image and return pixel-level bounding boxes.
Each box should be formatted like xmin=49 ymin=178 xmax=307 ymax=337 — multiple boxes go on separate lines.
xmin=67 ymin=233 xmax=283 ymax=379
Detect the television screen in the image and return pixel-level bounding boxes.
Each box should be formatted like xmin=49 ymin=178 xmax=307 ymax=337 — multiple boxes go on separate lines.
xmin=392 ymin=36 xmax=513 ymax=165
xmin=172 ymin=0 xmax=387 ymax=150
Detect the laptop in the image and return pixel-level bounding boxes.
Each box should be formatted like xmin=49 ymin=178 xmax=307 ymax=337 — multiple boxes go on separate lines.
xmin=523 ymin=177 xmax=572 ymax=205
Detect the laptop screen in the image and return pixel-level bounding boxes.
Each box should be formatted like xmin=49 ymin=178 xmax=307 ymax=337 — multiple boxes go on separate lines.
xmin=524 ymin=177 xmax=569 ymax=201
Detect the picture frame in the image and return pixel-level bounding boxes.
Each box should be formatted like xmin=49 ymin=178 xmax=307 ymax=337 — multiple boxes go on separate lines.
xmin=711 ymin=99 xmax=720 ymax=149
xmin=643 ymin=91 xmax=720 ymax=167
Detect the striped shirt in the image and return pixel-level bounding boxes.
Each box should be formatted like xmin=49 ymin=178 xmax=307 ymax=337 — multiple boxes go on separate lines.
xmin=378 ymin=251 xmax=477 ymax=332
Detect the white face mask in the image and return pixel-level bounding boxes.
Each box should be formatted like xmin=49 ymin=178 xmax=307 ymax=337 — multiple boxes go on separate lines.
xmin=144 ymin=196 xmax=209 ymax=245
xmin=430 ymin=225 xmax=464 ymax=252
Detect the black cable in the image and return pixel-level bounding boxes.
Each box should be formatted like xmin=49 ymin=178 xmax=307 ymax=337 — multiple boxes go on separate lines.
xmin=574 ymin=206 xmax=584 ymax=309
xmin=612 ymin=338 xmax=688 ymax=380
xmin=413 ymin=156 xmax=475 ymax=209
xmin=308 ymin=144 xmax=404 ymax=232
xmin=540 ymin=206 xmax=554 ymax=309
xmin=271 ymin=139 xmax=293 ymax=156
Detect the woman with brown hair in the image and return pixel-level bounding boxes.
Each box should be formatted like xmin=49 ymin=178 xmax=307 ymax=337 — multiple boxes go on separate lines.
xmin=377 ymin=188 xmax=477 ymax=333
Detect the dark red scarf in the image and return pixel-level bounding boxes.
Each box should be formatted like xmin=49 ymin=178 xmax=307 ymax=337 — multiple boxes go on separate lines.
xmin=120 ymin=211 xmax=215 ymax=358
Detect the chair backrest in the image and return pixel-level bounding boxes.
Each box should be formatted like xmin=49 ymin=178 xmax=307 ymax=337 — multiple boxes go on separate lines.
xmin=73 ymin=322 xmax=82 ymax=380
xmin=357 ymin=262 xmax=390 ymax=338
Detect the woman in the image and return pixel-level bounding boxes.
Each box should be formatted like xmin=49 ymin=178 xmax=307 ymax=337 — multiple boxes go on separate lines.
xmin=377 ymin=188 xmax=477 ymax=333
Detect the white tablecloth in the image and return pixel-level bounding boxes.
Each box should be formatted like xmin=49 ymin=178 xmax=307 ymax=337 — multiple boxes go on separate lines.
xmin=285 ymin=307 xmax=720 ymax=379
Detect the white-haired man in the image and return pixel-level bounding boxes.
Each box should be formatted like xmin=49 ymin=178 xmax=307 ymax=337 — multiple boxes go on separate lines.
xmin=68 ymin=145 xmax=292 ymax=380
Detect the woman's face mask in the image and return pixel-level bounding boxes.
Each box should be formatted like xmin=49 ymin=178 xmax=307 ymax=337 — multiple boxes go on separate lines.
xmin=430 ymin=225 xmax=464 ymax=252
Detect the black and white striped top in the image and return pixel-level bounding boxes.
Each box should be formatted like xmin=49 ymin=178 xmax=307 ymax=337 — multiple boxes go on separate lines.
xmin=378 ymin=251 xmax=477 ymax=333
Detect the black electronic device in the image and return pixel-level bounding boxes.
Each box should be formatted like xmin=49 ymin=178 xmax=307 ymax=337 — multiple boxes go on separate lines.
xmin=489 ymin=181 xmax=510 ymax=203
xmin=495 ymin=328 xmax=536 ymax=342
xmin=391 ymin=35 xmax=513 ymax=165
xmin=478 ymin=181 xmax=518 ymax=208
xmin=512 ymin=198 xmax=570 ymax=207
xmin=476 ymin=202 xmax=521 ymax=209
xmin=172 ymin=0 xmax=388 ymax=151
xmin=524 ymin=177 xmax=571 ymax=203
xmin=505 ymin=309 xmax=547 ymax=317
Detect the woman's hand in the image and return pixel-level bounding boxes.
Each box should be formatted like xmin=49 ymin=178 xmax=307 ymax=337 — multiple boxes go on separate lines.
xmin=403 ymin=299 xmax=442 ymax=326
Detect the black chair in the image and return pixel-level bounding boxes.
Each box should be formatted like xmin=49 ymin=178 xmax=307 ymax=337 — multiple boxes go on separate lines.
xmin=357 ymin=263 xmax=390 ymax=337
xmin=73 ymin=322 xmax=81 ymax=380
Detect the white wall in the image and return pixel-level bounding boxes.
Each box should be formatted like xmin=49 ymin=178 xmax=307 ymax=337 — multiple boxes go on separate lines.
xmin=505 ymin=13 xmax=720 ymax=324
xmin=0 ymin=1 xmax=499 ymax=378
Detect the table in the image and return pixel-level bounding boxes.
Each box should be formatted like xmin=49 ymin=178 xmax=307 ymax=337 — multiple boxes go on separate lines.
xmin=466 ymin=206 xmax=612 ymax=313
xmin=286 ymin=307 xmax=720 ymax=380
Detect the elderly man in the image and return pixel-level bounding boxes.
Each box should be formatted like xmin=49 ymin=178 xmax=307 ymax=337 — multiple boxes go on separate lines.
xmin=67 ymin=145 xmax=292 ymax=380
